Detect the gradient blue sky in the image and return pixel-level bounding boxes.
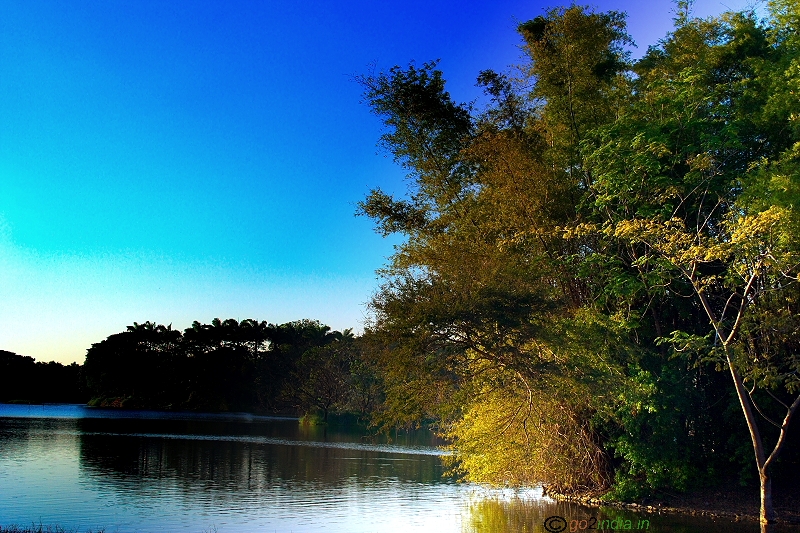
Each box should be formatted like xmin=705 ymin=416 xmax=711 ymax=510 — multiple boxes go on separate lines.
xmin=0 ymin=0 xmax=760 ymax=364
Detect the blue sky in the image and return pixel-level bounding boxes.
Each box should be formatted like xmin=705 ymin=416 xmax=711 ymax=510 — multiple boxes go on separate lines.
xmin=0 ymin=0 xmax=760 ymax=364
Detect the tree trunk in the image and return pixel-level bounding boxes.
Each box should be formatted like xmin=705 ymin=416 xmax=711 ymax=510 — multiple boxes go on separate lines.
xmin=689 ymin=270 xmax=800 ymax=526
xmin=725 ymin=351 xmax=774 ymax=524
xmin=760 ymin=469 xmax=773 ymax=525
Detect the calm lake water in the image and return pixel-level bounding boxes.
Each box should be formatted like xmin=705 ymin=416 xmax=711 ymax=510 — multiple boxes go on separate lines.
xmin=1 ymin=404 xmax=797 ymax=533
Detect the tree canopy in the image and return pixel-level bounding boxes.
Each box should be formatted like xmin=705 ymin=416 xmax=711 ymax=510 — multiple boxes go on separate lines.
xmin=81 ymin=318 xmax=370 ymax=418
xmin=357 ymin=3 xmax=800 ymax=524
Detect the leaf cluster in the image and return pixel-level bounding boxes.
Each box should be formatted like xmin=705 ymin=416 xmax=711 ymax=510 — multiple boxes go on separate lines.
xmin=357 ymin=3 xmax=800 ymax=495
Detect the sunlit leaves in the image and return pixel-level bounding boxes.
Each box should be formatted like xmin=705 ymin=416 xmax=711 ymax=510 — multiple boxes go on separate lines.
xmin=357 ymin=1 xmax=800 ymax=501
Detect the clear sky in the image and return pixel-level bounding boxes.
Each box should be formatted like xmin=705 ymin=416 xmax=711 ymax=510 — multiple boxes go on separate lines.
xmin=0 ymin=0 xmax=761 ymax=365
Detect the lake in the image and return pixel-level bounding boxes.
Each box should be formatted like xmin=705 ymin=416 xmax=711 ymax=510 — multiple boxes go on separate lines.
xmin=0 ymin=404 xmax=796 ymax=533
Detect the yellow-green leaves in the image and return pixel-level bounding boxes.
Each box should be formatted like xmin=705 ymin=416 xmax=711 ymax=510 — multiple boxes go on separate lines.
xmin=444 ymin=379 xmax=611 ymax=492
xmin=359 ymin=1 xmax=800 ymax=502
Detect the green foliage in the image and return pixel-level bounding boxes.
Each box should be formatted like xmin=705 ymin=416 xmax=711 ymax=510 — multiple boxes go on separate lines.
xmin=298 ymin=412 xmax=325 ymax=426
xmin=604 ymin=365 xmax=704 ymax=499
xmin=286 ymin=334 xmax=356 ymax=422
xmin=357 ymin=2 xmax=800 ymax=504
xmin=444 ymin=376 xmax=611 ymax=494
xmin=357 ymin=60 xmax=475 ymax=206
xmin=519 ymin=6 xmax=631 ymax=152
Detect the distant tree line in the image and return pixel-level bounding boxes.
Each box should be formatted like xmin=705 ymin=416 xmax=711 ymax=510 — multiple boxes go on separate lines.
xmin=0 ymin=350 xmax=87 ymax=403
xmin=1 ymin=319 xmax=382 ymax=423
xmin=80 ymin=318 xmax=381 ymax=419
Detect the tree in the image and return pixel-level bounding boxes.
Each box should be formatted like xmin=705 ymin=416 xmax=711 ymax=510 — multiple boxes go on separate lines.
xmin=288 ymin=335 xmax=355 ymax=423
xmin=0 ymin=350 xmax=87 ymax=403
xmin=358 ymin=6 xmax=638 ymax=494
xmin=84 ymin=322 xmax=183 ymax=407
xmin=586 ymin=6 xmax=800 ymax=524
xmin=358 ymin=3 xmax=800 ymax=517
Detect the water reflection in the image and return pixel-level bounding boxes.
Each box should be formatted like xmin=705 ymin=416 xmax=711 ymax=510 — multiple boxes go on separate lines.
xmin=2 ymin=406 xmax=799 ymax=533
xmin=1 ymin=411 xmax=463 ymax=532
xmin=77 ymin=426 xmax=446 ymax=493
xmin=461 ymin=497 xmax=800 ymax=533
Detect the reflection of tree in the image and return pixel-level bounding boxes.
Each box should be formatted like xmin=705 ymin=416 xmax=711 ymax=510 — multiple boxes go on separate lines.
xmin=462 ymin=498 xmax=758 ymax=533
xmin=465 ymin=498 xmax=591 ymax=533
xmin=76 ymin=417 xmax=446 ymax=500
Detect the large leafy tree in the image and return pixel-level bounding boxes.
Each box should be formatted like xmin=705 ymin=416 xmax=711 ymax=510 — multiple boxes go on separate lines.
xmin=586 ymin=6 xmax=800 ymax=524
xmin=358 ymin=6 xmax=639 ymax=495
xmin=358 ymin=2 xmax=800 ymax=520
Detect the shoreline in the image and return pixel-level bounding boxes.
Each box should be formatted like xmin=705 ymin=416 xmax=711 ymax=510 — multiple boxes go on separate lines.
xmin=544 ymin=485 xmax=800 ymax=525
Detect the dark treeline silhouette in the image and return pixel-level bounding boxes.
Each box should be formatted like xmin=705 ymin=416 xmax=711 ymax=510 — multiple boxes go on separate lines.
xmin=80 ymin=318 xmax=380 ymax=417
xmin=0 ymin=350 xmax=87 ymax=403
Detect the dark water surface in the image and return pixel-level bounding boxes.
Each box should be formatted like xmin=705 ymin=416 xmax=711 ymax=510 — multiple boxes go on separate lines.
xmin=1 ymin=404 xmax=796 ymax=533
